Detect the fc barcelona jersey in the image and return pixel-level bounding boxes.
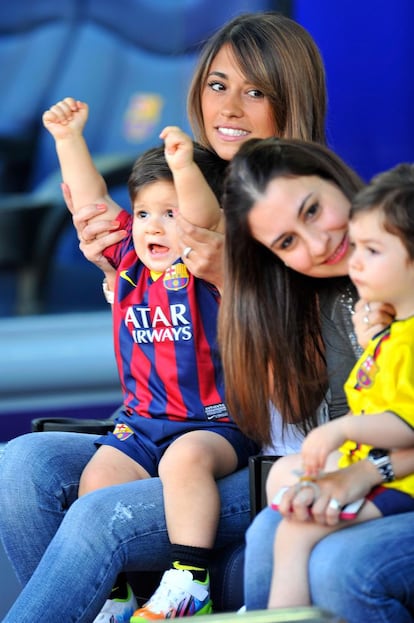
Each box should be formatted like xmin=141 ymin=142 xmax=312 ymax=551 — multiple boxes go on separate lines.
xmin=104 ymin=210 xmax=230 ymax=426
xmin=339 ymin=315 xmax=414 ymax=496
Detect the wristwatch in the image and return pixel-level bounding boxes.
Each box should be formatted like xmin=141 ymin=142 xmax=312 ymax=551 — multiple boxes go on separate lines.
xmin=102 ymin=278 xmax=114 ymax=305
xmin=367 ymin=448 xmax=395 ymax=483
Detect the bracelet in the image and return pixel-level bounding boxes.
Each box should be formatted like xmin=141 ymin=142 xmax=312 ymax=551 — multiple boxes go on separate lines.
xmin=102 ymin=278 xmax=114 ymax=305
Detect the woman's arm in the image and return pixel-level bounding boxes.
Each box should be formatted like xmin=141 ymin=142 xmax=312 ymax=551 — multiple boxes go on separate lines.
xmin=278 ymin=447 xmax=414 ymax=525
xmin=62 ymin=188 xmax=126 ymax=291
xmin=175 ymin=214 xmax=225 ymax=291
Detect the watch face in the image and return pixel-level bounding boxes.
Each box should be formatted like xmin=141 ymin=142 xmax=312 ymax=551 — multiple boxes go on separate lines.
xmin=369 ymin=448 xmax=388 ymax=460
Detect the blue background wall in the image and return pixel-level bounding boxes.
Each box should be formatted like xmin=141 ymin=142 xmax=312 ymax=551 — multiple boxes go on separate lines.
xmin=295 ymin=0 xmax=414 ymax=181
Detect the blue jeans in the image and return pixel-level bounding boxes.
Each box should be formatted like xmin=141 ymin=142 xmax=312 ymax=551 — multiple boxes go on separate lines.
xmin=245 ymin=505 xmax=414 ymax=623
xmin=0 ymin=432 xmax=250 ymax=622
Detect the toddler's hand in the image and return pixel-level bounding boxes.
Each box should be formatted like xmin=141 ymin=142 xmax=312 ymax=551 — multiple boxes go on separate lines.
xmin=160 ymin=125 xmax=194 ymax=171
xmin=301 ymin=420 xmax=345 ymax=477
xmin=42 ymin=97 xmax=88 ymax=139
xmin=353 ymin=298 xmax=395 ymax=349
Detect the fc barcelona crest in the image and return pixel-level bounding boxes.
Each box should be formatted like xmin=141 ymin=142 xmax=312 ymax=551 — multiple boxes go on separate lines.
xmin=356 ymin=355 xmax=379 ymax=388
xmin=163 ymin=263 xmax=189 ymax=291
xmin=113 ymin=423 xmax=134 ymax=441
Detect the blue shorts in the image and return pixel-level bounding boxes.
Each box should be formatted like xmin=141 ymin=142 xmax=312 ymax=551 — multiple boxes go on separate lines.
xmin=367 ymin=485 xmax=414 ymax=516
xmin=96 ymin=408 xmax=258 ymax=476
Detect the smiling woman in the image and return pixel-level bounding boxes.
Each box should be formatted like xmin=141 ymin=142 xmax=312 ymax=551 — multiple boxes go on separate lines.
xmin=188 ymin=12 xmax=327 ymax=162
xmin=220 ymin=136 xmax=414 ymax=622
xmin=247 ymin=175 xmax=351 ymax=278
xmin=197 ymin=43 xmax=278 ymax=161
xmin=219 ymin=136 xmax=364 ymax=446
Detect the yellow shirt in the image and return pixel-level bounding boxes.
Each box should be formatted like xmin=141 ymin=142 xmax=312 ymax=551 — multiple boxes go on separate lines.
xmin=339 ymin=316 xmax=414 ymax=495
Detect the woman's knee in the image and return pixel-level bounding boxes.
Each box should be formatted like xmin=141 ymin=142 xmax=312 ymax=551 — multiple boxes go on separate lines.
xmin=1 ymin=433 xmax=52 ymax=490
xmin=1 ymin=432 xmax=95 ymax=507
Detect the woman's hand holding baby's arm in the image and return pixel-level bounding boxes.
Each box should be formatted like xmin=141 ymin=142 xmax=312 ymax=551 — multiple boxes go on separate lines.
xmin=277 ymin=460 xmax=380 ymax=526
xmin=175 ymin=213 xmax=225 ymax=291
xmin=72 ymin=202 xmax=126 ymax=279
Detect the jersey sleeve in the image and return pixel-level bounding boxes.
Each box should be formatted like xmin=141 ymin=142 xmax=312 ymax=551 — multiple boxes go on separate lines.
xmin=103 ymin=209 xmax=133 ymax=268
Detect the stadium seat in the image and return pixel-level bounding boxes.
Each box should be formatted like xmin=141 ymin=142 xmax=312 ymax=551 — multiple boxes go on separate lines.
xmin=0 ymin=0 xmax=277 ymax=316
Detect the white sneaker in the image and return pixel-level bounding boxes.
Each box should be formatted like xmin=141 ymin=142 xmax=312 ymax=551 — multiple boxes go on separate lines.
xmin=130 ymin=568 xmax=212 ymax=621
xmin=93 ymin=583 xmax=138 ymax=623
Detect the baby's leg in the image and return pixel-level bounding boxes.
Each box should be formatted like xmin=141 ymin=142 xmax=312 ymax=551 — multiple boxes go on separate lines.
xmin=130 ymin=432 xmax=238 ymax=620
xmin=269 ymin=515 xmax=331 ymax=608
xmin=268 ymin=499 xmax=382 ymax=608
xmin=158 ymin=430 xmax=237 ymax=548
xmin=79 ymin=445 xmax=150 ymax=495
xmin=266 ymin=454 xmax=302 ymax=504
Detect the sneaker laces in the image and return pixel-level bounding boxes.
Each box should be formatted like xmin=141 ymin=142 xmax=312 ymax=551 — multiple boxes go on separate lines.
xmin=145 ymin=569 xmax=208 ymax=614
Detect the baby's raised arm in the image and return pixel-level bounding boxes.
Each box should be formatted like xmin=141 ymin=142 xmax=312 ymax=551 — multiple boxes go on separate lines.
xmin=42 ymin=97 xmax=120 ymax=217
xmin=160 ymin=126 xmax=224 ymax=233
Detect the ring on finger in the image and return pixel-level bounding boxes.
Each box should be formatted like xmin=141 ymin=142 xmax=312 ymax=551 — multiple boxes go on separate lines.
xmin=294 ymin=479 xmax=320 ymax=499
xmin=183 ymin=246 xmax=192 ymax=259
xmin=363 ymin=314 xmax=370 ymax=326
xmin=328 ymin=497 xmax=342 ymax=511
xmin=364 ymin=302 xmax=371 ymax=313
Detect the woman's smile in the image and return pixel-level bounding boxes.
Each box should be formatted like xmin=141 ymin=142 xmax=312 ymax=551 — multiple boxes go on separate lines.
xmin=324 ymin=234 xmax=350 ymax=265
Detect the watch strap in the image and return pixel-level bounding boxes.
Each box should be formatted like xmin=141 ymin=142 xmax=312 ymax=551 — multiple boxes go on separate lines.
xmin=367 ymin=449 xmax=395 ymax=483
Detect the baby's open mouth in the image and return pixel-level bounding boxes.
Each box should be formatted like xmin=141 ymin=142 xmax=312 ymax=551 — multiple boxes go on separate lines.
xmin=149 ymin=243 xmax=169 ymax=254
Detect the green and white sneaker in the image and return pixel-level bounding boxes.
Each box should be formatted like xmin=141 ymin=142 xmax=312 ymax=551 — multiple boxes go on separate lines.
xmin=93 ymin=583 xmax=138 ymax=623
xmin=130 ymin=569 xmax=212 ymax=621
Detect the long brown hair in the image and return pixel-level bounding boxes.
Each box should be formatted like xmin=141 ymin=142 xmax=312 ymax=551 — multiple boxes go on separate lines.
xmin=188 ymin=12 xmax=327 ymax=147
xmin=219 ymin=138 xmax=364 ymax=446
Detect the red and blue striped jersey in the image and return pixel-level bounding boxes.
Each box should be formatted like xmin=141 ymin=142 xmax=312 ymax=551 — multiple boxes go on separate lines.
xmin=104 ymin=210 xmax=231 ymax=427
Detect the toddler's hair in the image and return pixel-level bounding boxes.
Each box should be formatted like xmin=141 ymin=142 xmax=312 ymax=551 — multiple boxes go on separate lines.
xmin=351 ymin=163 xmax=414 ymax=260
xmin=128 ymin=143 xmax=227 ymax=203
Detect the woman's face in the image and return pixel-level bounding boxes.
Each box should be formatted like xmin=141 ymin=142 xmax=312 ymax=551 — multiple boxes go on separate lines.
xmin=247 ymin=175 xmax=352 ymax=278
xmin=201 ymin=44 xmax=277 ymax=161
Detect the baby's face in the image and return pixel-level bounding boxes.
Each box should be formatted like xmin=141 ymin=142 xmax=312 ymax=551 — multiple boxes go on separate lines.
xmin=132 ymin=180 xmax=180 ymax=273
xmin=348 ymin=208 xmax=414 ymax=317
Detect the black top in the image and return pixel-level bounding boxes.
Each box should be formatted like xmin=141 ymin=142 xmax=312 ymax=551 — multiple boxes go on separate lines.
xmin=318 ymin=278 xmax=362 ymax=421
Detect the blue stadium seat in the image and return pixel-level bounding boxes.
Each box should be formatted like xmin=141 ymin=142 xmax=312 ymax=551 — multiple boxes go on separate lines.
xmin=0 ymin=0 xmax=80 ymax=193
xmin=0 ymin=0 xmax=277 ymax=316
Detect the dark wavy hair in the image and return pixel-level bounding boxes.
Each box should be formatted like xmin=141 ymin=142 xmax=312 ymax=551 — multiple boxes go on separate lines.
xmin=127 ymin=143 xmax=227 ymax=203
xmin=219 ymin=137 xmax=364 ymax=445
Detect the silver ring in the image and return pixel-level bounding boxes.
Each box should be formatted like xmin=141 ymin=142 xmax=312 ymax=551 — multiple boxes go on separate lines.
xmin=364 ymin=302 xmax=371 ymax=313
xmin=183 ymin=246 xmax=192 ymax=259
xmin=363 ymin=314 xmax=370 ymax=326
xmin=328 ymin=497 xmax=342 ymax=511
xmin=294 ymin=479 xmax=320 ymax=499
